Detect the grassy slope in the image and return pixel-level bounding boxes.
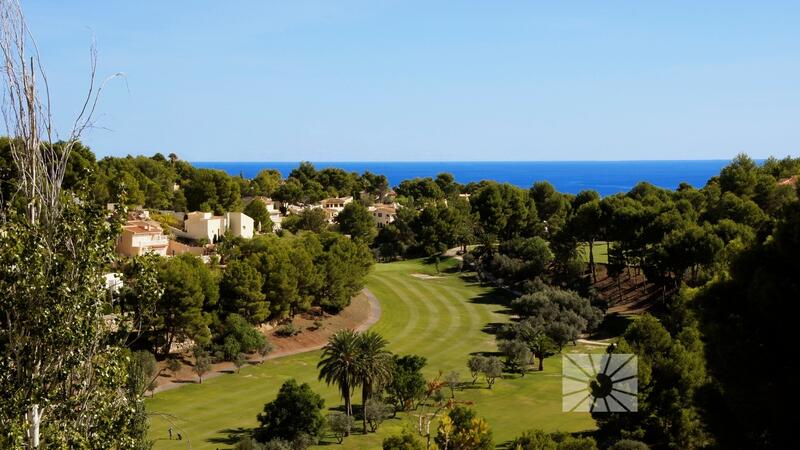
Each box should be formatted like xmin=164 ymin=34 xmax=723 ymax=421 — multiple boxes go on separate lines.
xmin=577 ymin=241 xmax=610 ymax=265
xmin=147 ymin=258 xmax=595 ymax=449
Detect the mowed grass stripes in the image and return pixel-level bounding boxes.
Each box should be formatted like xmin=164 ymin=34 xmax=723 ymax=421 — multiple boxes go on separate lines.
xmin=147 ymin=258 xmax=596 ymax=449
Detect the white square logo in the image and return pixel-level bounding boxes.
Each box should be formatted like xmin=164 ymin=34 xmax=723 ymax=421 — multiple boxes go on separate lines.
xmin=562 ymin=353 xmax=638 ymax=412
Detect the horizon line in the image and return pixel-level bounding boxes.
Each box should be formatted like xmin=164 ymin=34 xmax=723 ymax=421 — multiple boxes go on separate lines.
xmin=189 ymin=158 xmax=752 ymax=164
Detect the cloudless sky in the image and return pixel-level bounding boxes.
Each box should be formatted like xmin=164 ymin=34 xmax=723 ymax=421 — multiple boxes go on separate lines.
xmin=22 ymin=1 xmax=800 ymax=161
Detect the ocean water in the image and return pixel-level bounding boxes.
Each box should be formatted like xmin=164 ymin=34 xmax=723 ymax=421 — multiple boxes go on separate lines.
xmin=193 ymin=160 xmax=736 ymax=197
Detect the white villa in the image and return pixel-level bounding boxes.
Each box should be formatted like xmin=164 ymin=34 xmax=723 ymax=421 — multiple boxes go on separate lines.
xmin=306 ymin=196 xmax=354 ymax=224
xmin=227 ymin=211 xmax=254 ymax=239
xmin=184 ymin=211 xmax=254 ymax=241
xmin=319 ymin=196 xmax=353 ymax=212
xmin=116 ymin=220 xmax=169 ymax=257
xmin=369 ymin=204 xmax=397 ymax=228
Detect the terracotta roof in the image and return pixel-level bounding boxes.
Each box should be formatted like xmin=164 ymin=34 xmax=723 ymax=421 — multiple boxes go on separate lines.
xmin=778 ymin=175 xmax=798 ymax=186
xmin=122 ymin=220 xmax=164 ymax=235
xmin=321 ymin=196 xmax=352 ymax=204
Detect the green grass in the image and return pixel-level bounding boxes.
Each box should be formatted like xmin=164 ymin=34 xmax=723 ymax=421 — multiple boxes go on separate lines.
xmin=147 ymin=258 xmax=596 ymax=449
xmin=577 ymin=241 xmax=611 ymax=265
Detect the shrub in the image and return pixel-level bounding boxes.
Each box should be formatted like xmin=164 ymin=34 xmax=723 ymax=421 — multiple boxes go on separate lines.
xmin=257 ymin=340 xmax=274 ymax=362
xmin=212 ymin=349 xmax=226 ymax=364
xmin=262 ymin=439 xmax=291 ymax=450
xmin=235 ymin=436 xmax=264 ymax=450
xmin=461 ymin=252 xmax=475 ymax=269
xmin=434 ymin=406 xmax=493 ymax=450
xmin=511 ymin=429 xmax=557 ymax=450
xmin=511 ymin=429 xmax=599 ymax=450
xmin=275 ymin=323 xmax=300 ymax=337
xmin=383 ymin=432 xmax=426 ymax=450
xmin=166 ymin=358 xmax=181 ymax=373
xmin=234 ymin=353 xmax=248 ymax=373
xmin=551 ymin=431 xmax=597 ymax=449
xmin=217 ymin=313 xmax=269 ymax=360
xmin=498 ymin=339 xmax=532 ymax=375
xmin=444 ymin=371 xmax=460 ymax=397
xmin=608 ymin=439 xmax=649 ymax=450
xmin=329 ymin=412 xmax=354 ymax=443
xmin=222 ymin=336 xmax=241 ymax=361
xmin=364 ymin=398 xmax=393 ymax=432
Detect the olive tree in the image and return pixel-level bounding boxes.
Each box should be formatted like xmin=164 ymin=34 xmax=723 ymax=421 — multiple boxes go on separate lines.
xmin=467 ymin=355 xmax=487 ymax=384
xmin=483 ymin=357 xmax=503 ymax=389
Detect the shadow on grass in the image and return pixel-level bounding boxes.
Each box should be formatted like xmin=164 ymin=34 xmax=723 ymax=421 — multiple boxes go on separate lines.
xmin=468 ymin=350 xmax=504 ymax=358
xmin=459 ymin=273 xmax=481 ymax=285
xmin=469 ymin=287 xmax=515 ymax=305
xmin=481 ymin=322 xmax=505 ymax=336
xmin=207 ymin=427 xmax=251 ymax=445
xmin=459 ymin=382 xmax=490 ymax=391
xmin=420 ymin=255 xmax=461 ymax=274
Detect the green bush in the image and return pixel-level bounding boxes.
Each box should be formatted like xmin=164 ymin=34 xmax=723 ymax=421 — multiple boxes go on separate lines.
xmin=255 ymin=379 xmax=325 ymax=444
xmin=217 ymin=314 xmax=268 ymax=360
xmin=275 ymin=323 xmax=300 ymax=337
xmin=383 ymin=432 xmax=425 ymax=450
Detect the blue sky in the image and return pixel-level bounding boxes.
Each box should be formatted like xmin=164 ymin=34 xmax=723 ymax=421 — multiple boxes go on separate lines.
xmin=24 ymin=1 xmax=800 ymax=161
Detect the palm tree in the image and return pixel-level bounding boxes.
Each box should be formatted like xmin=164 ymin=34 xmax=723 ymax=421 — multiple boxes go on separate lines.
xmin=355 ymin=330 xmax=394 ymax=433
xmin=318 ymin=329 xmax=361 ymax=423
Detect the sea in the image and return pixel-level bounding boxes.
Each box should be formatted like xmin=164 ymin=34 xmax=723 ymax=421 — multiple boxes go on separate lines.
xmin=193 ymin=160 xmax=738 ymax=197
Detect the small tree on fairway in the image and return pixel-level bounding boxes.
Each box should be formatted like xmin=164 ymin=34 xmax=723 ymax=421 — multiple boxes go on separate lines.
xmin=483 ymin=357 xmax=503 ymax=389
xmin=258 ymin=340 xmax=274 ymax=363
xmin=527 ymin=333 xmax=556 ymax=371
xmin=498 ymin=340 xmax=532 ymax=376
xmin=234 ymin=353 xmax=247 ymax=373
xmin=387 ymin=354 xmax=427 ymax=412
xmin=255 ymin=379 xmax=326 ymax=443
xmin=445 ymin=371 xmax=460 ymax=398
xmin=328 ymin=412 xmax=354 ymax=444
xmin=194 ymin=354 xmax=212 ymax=383
xmin=365 ymin=398 xmax=393 ymax=432
xmin=166 ymin=358 xmax=182 ymax=374
xmin=383 ymin=432 xmax=426 ymax=450
xmin=467 ymin=356 xmax=487 ymax=384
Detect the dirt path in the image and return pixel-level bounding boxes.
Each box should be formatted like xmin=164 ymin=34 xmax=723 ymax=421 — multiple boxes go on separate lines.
xmin=576 ymin=338 xmax=612 ymax=346
xmin=152 ymin=288 xmax=381 ymax=394
xmin=442 ymin=245 xmax=477 ymax=260
xmin=356 ymin=288 xmax=382 ymax=332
